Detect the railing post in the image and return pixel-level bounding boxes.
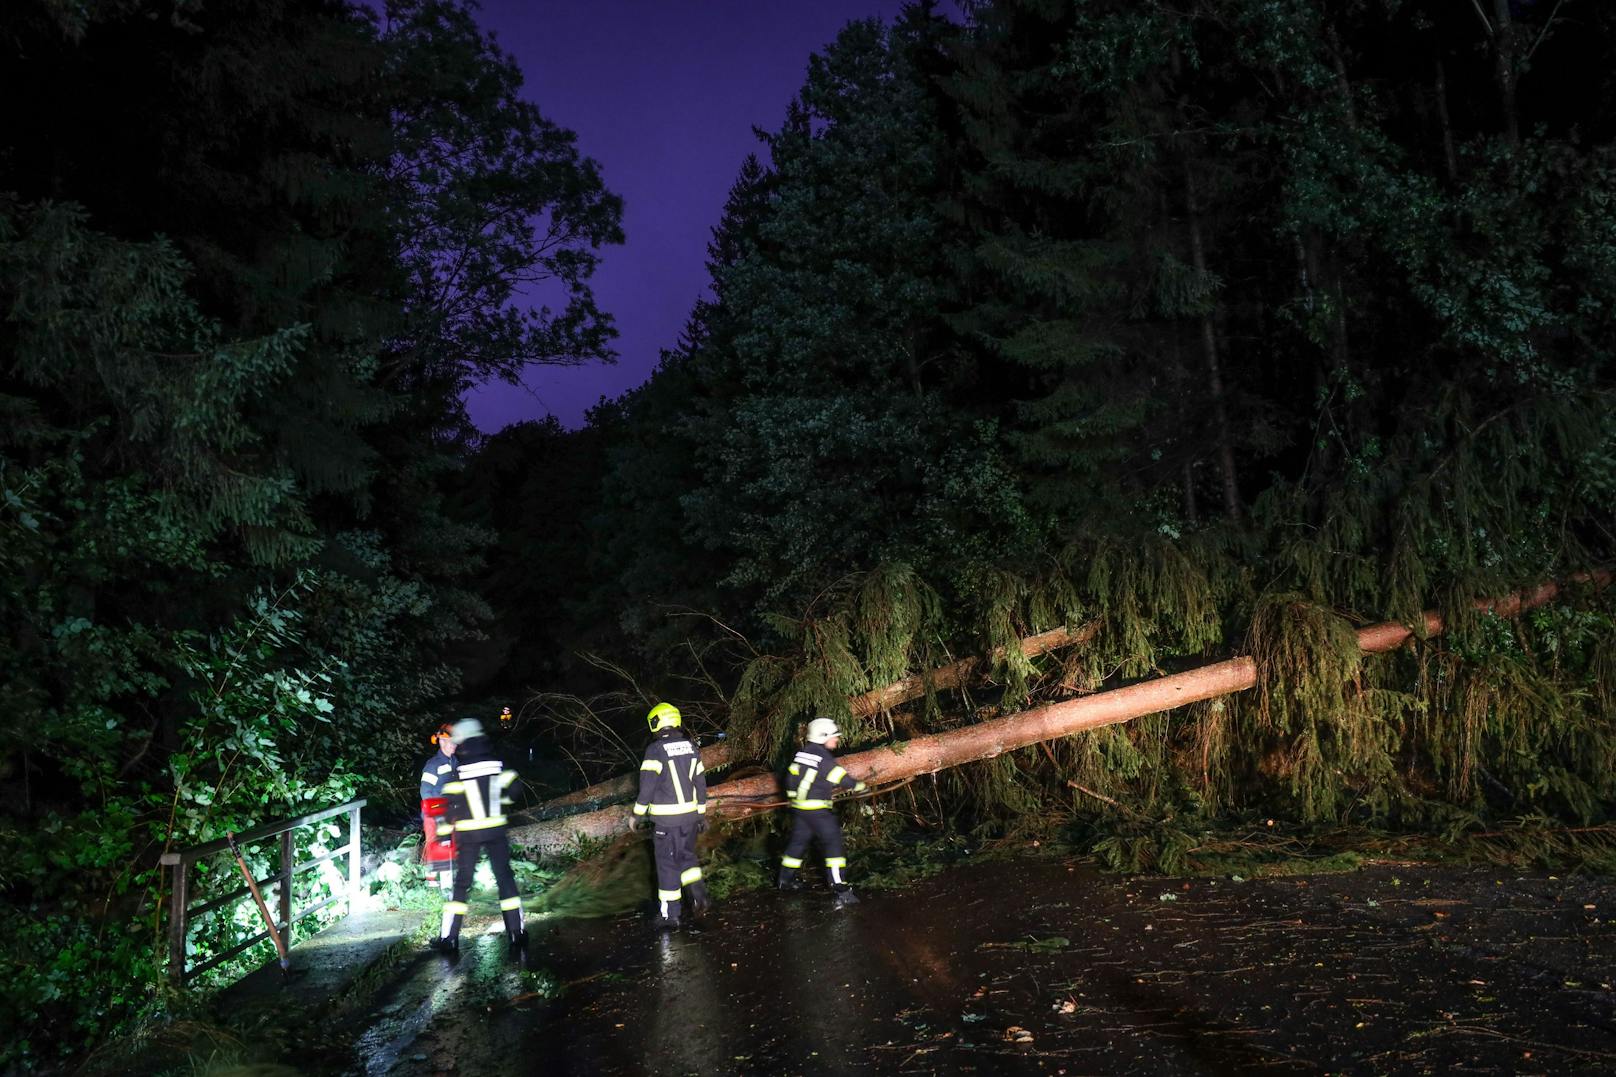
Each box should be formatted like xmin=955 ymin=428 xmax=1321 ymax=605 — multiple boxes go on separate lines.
xmin=166 ymin=856 xmax=188 ymax=987
xmin=278 ymin=829 xmax=294 ymax=937
xmin=347 ymin=802 xmax=362 ymax=909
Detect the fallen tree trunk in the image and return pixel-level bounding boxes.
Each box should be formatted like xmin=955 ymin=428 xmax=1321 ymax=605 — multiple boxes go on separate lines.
xmin=849 ymin=622 xmax=1098 ymax=717
xmin=535 ymin=743 xmax=734 ymax=817
xmin=508 ymin=573 xmax=1608 ymax=857
xmin=529 ymin=621 xmax=1096 ymax=821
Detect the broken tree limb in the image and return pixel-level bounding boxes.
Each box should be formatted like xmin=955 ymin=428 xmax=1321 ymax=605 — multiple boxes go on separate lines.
xmin=507 ymin=572 xmax=1608 ymax=858
xmin=849 ymin=622 xmax=1099 ymax=717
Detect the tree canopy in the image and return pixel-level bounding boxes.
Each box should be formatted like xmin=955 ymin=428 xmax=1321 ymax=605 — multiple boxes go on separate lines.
xmin=0 ymin=0 xmax=619 ymax=1063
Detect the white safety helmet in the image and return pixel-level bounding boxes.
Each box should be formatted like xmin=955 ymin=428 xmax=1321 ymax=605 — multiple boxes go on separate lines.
xmin=806 ymin=718 xmax=840 ymax=745
xmin=448 ymin=718 xmax=484 ymax=745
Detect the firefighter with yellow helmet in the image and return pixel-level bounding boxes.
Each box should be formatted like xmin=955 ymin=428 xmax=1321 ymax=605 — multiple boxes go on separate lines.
xmin=632 ymin=702 xmax=712 ymax=929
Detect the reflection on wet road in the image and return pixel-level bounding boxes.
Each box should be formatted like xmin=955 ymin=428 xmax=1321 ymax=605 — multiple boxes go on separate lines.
xmin=347 ymin=859 xmax=1616 ymax=1075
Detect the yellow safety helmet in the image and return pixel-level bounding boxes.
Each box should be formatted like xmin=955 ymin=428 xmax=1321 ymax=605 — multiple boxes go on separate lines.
xmin=647 ymin=702 xmax=682 ymax=733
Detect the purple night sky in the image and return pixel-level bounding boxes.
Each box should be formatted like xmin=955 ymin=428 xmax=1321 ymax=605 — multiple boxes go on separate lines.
xmin=461 ymin=0 xmax=916 ymax=432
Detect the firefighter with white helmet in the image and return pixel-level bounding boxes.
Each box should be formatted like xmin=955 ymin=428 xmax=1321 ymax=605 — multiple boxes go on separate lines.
xmin=779 ymin=717 xmax=867 ymax=907
xmin=433 ymin=718 xmax=526 ymax=955
xmin=632 ymin=702 xmax=712 ymax=930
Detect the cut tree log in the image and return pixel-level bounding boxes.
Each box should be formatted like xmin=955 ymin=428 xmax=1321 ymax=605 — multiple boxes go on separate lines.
xmin=507 ymin=573 xmax=1608 ymax=858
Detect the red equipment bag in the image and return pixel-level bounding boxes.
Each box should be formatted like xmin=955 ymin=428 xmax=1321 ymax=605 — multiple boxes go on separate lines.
xmin=420 ymin=796 xmax=456 ymax=873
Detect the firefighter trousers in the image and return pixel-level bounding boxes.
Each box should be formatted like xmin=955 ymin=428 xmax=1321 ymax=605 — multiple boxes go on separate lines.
xmin=780 ymin=808 xmax=850 ymax=890
xmin=652 ymin=816 xmax=707 ymax=923
xmin=439 ymin=833 xmax=524 ymax=942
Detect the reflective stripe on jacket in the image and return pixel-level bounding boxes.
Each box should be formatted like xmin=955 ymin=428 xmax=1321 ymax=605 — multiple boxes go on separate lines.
xmin=419 ymin=750 xmax=456 ymax=800
xmin=633 ymin=732 xmax=708 ymax=818
xmin=786 ymin=742 xmax=866 ymax=809
xmin=441 ymin=757 xmax=518 ymax=835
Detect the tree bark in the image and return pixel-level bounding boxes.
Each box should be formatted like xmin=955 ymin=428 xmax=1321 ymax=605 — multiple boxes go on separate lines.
xmin=1183 ymin=162 xmax=1242 ymax=522
xmin=1433 ymin=51 xmax=1459 ymax=181
xmin=1490 ymin=0 xmax=1520 ymax=146
xmin=507 ymin=572 xmax=1609 ymax=857
xmin=1325 ymin=25 xmax=1358 ymax=130
xmin=1181 ymin=457 xmax=1198 ymax=526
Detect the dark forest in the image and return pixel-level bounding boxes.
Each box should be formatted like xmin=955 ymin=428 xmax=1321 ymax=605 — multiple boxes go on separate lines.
xmin=3 ymin=0 xmax=1614 ymax=1068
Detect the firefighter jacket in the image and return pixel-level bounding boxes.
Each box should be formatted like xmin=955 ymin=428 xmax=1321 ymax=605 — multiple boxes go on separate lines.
xmin=440 ymin=741 xmax=518 ymax=841
xmin=786 ymin=742 xmax=867 ymax=810
xmin=633 ymin=731 xmax=708 ymax=819
xmin=419 ymin=749 xmax=456 ymax=800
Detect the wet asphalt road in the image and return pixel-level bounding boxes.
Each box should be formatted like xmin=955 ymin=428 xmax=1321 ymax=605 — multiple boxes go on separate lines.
xmin=342 ymin=858 xmax=1616 ymax=1076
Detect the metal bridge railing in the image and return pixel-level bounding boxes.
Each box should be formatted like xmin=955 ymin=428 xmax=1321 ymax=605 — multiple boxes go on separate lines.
xmin=159 ymin=798 xmax=367 ymax=986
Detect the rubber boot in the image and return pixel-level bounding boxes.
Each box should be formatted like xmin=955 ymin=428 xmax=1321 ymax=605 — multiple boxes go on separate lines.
xmin=687 ymin=882 xmax=714 ymax=921
xmin=502 ymin=906 xmax=526 ymax=950
xmin=652 ymin=914 xmax=680 ymax=932
xmin=434 ymin=905 xmax=462 ymax=953
xmin=777 ymin=869 xmax=804 ymax=892
xmin=832 ymin=887 xmax=859 ymax=909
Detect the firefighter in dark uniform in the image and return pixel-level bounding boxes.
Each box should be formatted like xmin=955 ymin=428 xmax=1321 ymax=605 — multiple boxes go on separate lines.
xmin=778 ymin=717 xmax=867 ymax=908
xmin=633 ymin=702 xmax=712 ymax=929
xmin=418 ymin=724 xmax=457 ymax=894
xmin=419 ymin=723 xmax=457 ymax=800
xmin=434 ymin=718 xmax=526 ymax=954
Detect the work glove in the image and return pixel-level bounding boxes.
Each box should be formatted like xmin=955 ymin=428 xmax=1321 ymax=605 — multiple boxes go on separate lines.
xmin=696 ymin=818 xmax=709 ymax=834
